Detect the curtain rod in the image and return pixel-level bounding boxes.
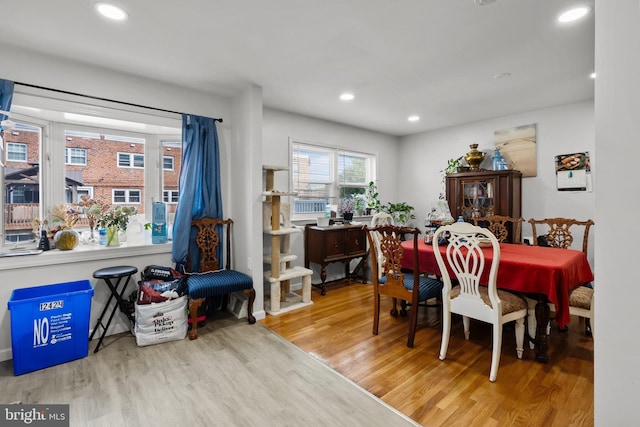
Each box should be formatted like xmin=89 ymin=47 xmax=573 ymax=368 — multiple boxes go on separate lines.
xmin=14 ymin=81 xmax=223 ymax=123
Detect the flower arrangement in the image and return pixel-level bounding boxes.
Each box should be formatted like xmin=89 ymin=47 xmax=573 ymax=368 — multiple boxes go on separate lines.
xmin=77 ymin=195 xmax=109 ymax=234
xmin=98 ymin=205 xmax=138 ymax=231
xmin=339 ymin=196 xmax=356 ymax=214
xmin=33 ymin=204 xmax=83 ymax=239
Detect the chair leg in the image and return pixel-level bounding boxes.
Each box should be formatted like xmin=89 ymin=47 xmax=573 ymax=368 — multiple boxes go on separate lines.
xmin=489 ymin=322 xmax=503 ymax=382
xmin=188 ymin=298 xmax=205 ymax=340
xmin=526 ymin=297 xmax=537 ymax=349
xmin=373 ymin=294 xmax=380 ymax=335
xmin=514 ymin=317 xmax=525 ymax=359
xmin=439 ymin=309 xmax=451 ymax=361
xmin=390 ymin=297 xmax=398 ymax=317
xmin=406 ymin=298 xmax=419 ymax=348
xmin=243 ymin=288 xmax=257 ymax=324
xmin=463 ymin=316 xmax=471 ymax=340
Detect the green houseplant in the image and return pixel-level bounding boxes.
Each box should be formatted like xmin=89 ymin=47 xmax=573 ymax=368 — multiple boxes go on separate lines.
xmin=383 ymin=202 xmax=416 ymax=225
xmin=366 ymin=181 xmax=381 ymax=214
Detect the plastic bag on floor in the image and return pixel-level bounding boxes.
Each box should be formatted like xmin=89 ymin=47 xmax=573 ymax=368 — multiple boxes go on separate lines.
xmin=134 ymin=295 xmax=188 ymax=346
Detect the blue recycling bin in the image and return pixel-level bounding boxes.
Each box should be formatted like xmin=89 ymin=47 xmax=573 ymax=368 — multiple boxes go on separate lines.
xmin=7 ymin=280 xmax=94 ymax=375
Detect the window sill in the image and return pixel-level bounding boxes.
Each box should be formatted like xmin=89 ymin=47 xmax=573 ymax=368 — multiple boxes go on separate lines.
xmin=0 ymin=242 xmax=172 ymax=271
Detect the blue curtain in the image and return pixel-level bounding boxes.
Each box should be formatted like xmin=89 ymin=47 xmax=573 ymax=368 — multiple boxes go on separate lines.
xmin=0 ymin=79 xmax=15 ymax=131
xmin=172 ymin=114 xmax=223 ymax=272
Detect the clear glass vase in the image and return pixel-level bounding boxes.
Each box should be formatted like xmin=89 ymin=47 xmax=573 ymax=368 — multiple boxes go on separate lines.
xmin=106 ymin=226 xmax=120 ymax=247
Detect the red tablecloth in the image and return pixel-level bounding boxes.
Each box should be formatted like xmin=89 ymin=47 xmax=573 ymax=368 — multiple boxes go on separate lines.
xmin=400 ymin=240 xmax=594 ymax=328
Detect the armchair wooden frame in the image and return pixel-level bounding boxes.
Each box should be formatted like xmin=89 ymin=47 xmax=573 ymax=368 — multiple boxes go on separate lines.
xmin=528 ymin=217 xmax=595 ymax=337
xmin=186 ymin=218 xmax=256 ymax=340
xmin=365 ymin=224 xmax=442 ymax=348
xmin=529 ymin=217 xmax=594 ymax=255
xmin=472 ymin=215 xmax=524 ymax=243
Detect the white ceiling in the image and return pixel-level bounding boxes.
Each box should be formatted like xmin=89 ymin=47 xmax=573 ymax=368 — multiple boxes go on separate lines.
xmin=0 ymin=0 xmax=595 ymax=137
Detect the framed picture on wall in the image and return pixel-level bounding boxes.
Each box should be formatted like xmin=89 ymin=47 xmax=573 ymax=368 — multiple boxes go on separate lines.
xmin=494 ymin=123 xmax=537 ymax=177
xmin=555 ymin=152 xmax=591 ymax=191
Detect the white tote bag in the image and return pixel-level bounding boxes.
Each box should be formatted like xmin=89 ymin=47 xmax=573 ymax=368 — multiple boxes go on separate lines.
xmin=134 ymin=295 xmax=188 ymax=346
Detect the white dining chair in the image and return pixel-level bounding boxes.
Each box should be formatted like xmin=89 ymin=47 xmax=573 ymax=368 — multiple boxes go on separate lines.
xmin=433 ymin=222 xmax=528 ymax=382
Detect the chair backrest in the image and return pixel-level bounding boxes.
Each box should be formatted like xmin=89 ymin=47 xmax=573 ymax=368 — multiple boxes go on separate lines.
xmin=188 ymin=218 xmax=233 ymax=272
xmin=528 ymin=217 xmax=594 ymax=255
xmin=433 ymin=222 xmax=501 ymax=319
xmin=369 ymin=212 xmax=395 ymax=278
xmin=472 ymin=215 xmax=524 ymax=243
xmin=371 ymin=212 xmax=394 ymax=227
xmin=365 ymin=225 xmax=420 ymax=299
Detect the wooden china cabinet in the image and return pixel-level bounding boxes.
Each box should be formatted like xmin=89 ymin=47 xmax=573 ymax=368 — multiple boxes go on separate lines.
xmin=445 ymin=169 xmax=522 ymax=243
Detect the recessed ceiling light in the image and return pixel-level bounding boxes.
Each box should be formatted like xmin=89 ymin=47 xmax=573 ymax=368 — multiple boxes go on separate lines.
xmin=558 ymin=7 xmax=590 ymax=23
xmin=493 ymin=72 xmax=512 ymax=80
xmin=590 ymin=72 xmax=597 ymax=79
xmin=339 ymin=93 xmax=355 ymax=101
xmin=408 ymin=115 xmax=420 ymax=122
xmin=95 ymin=3 xmax=129 ymax=21
xmin=474 ymin=0 xmax=497 ymax=6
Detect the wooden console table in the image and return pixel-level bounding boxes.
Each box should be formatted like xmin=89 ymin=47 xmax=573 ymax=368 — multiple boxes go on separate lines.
xmin=304 ymin=224 xmax=367 ymax=295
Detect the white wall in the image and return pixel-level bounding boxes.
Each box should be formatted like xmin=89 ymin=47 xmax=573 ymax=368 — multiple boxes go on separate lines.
xmin=230 ymin=85 xmax=265 ymax=318
xmin=398 ymin=101 xmax=596 ymax=264
xmin=594 ymin=0 xmax=640 ymax=424
xmin=0 ymin=246 xmax=173 ymax=361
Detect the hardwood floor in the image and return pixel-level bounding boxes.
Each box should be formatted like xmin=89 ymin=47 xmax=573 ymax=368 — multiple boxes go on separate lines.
xmin=261 ymin=281 xmax=594 ymax=427
xmin=1 ymin=313 xmax=419 ymax=427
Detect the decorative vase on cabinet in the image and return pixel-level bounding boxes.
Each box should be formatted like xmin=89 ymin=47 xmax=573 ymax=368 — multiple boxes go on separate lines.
xmin=465 ymin=144 xmax=485 ymax=170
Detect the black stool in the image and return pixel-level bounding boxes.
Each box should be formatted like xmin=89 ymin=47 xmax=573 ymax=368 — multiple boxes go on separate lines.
xmin=89 ymin=265 xmax=138 ymax=353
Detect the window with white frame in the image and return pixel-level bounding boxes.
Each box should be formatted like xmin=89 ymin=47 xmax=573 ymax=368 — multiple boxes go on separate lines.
xmin=290 ymin=140 xmax=375 ymax=218
xmin=117 ymin=152 xmax=145 ymax=168
xmin=163 ymin=190 xmax=179 ymax=204
xmin=1 ymin=87 xmax=183 ymax=248
xmin=113 ymin=189 xmax=141 ymax=204
xmin=7 ymin=142 xmax=27 ymax=162
xmin=163 ymin=156 xmax=174 ymax=170
xmin=65 ymin=147 xmax=87 ymax=165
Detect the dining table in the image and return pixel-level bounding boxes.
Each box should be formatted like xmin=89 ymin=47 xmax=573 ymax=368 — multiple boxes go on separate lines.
xmin=400 ymin=239 xmax=594 ymax=363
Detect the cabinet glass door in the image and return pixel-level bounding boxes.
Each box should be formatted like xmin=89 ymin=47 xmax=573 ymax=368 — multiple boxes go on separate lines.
xmin=461 ymin=179 xmax=494 ymax=219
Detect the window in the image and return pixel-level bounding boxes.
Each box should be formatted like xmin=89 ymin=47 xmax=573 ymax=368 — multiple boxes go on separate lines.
xmin=163 ymin=156 xmax=174 ymax=170
xmin=163 ymin=190 xmax=179 ymax=204
xmin=2 ymin=88 xmax=182 ymax=248
xmin=65 ymin=147 xmax=87 ymax=165
xmin=113 ymin=189 xmax=141 ymax=204
xmin=290 ymin=140 xmax=375 ymax=217
xmin=65 ymin=187 xmax=93 ymax=204
xmin=7 ymin=142 xmax=27 ymax=162
xmin=162 ymin=140 xmax=181 ymax=218
xmin=118 ymin=152 xmax=144 ymax=168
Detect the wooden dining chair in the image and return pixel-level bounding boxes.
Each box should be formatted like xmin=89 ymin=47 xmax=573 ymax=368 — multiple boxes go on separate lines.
xmin=433 ymin=222 xmax=528 ymax=382
xmin=364 ymin=224 xmax=442 ymax=348
xmin=472 ymin=215 xmax=524 ymax=243
xmin=185 ymin=218 xmax=256 ymax=340
xmin=528 ymin=217 xmax=595 ymax=337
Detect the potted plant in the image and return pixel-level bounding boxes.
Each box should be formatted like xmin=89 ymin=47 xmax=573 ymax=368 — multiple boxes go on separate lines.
xmin=366 ymin=181 xmax=381 ymax=214
xmin=98 ymin=205 xmax=137 ymax=246
xmin=383 ymin=202 xmax=416 ymax=225
xmin=353 ymin=194 xmax=367 ymax=216
xmin=339 ymin=197 xmax=356 ymax=222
